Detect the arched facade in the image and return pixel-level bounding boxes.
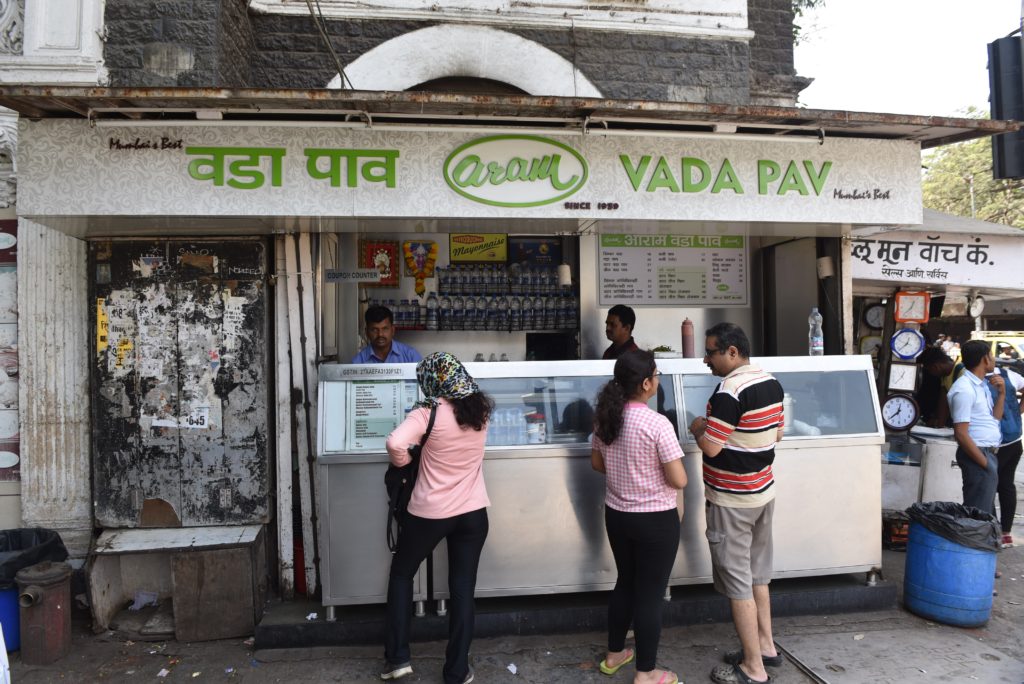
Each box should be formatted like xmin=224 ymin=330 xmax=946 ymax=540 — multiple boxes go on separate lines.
xmin=327 ymin=24 xmax=603 ymax=98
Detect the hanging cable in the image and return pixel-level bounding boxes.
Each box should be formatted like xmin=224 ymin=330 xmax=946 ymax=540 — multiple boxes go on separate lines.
xmin=305 ymin=0 xmax=354 ymax=89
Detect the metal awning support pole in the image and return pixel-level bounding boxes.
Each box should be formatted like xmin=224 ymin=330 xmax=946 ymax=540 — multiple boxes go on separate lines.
xmin=296 ymin=232 xmax=321 ymax=590
xmin=274 ymin=237 xmax=295 ymax=599
xmin=285 ymin=235 xmax=318 ymax=595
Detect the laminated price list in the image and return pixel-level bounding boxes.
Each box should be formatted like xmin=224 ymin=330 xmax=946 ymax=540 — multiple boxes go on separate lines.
xmin=347 ymin=380 xmax=404 ymax=451
xmin=598 ymin=234 xmax=747 ymax=306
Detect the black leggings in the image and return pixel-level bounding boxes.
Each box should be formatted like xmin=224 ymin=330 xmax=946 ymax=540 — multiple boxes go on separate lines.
xmin=605 ymin=506 xmax=680 ymax=672
xmin=384 ymin=508 xmax=488 ymax=684
xmin=997 ymin=441 xmax=1022 ymax=534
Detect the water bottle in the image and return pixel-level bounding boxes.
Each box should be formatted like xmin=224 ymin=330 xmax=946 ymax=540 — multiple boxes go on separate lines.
xmin=509 ymin=296 xmax=522 ymax=331
xmin=533 ymin=295 xmax=545 ymax=329
xmin=568 ymin=293 xmax=579 ymax=330
xmin=438 ymin=294 xmax=450 ymax=331
xmin=529 ymin=266 xmax=541 ymax=296
xmin=537 ymin=266 xmax=550 ymax=296
xmin=438 ymin=266 xmax=450 ymax=295
xmin=521 ymin=296 xmax=534 ymax=330
xmin=489 ymin=296 xmax=501 ymax=331
xmin=467 ymin=265 xmax=479 ymax=296
xmin=474 ymin=295 xmax=486 ymax=331
xmin=464 ymin=295 xmax=476 ymax=331
xmin=488 ymin=352 xmax=498 ymax=363
xmin=556 ymin=294 xmax=568 ymax=330
xmin=452 ymin=265 xmax=463 ymax=295
xmin=544 ymin=296 xmax=557 ymax=330
xmin=808 ymin=306 xmax=824 ymax=356
xmin=452 ymin=295 xmax=464 ymax=331
xmin=426 ymin=292 xmax=439 ymax=331
xmin=520 ymin=265 xmax=532 ymax=295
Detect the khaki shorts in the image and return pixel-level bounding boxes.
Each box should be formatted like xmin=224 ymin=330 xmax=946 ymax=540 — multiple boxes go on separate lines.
xmin=705 ymin=500 xmax=774 ymax=600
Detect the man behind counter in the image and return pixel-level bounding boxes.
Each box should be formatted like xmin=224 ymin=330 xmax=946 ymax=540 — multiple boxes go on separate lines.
xmin=603 ymin=305 xmax=640 ymax=360
xmin=351 ymin=305 xmax=423 ymax=364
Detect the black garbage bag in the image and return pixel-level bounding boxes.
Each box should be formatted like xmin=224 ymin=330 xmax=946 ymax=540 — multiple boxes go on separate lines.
xmin=905 ymin=502 xmax=1001 ymax=552
xmin=0 ymin=528 xmax=69 ymax=589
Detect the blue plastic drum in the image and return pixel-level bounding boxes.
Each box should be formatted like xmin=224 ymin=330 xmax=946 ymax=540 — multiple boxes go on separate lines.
xmin=0 ymin=587 xmax=18 ymax=651
xmin=904 ymin=521 xmax=996 ymax=627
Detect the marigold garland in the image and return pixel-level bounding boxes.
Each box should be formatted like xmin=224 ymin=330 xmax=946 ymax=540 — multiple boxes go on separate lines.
xmin=402 ymin=241 xmax=438 ymax=297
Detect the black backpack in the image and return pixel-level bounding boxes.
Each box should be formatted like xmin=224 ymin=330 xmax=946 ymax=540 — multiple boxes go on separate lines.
xmin=385 ymin=406 xmax=437 ymax=553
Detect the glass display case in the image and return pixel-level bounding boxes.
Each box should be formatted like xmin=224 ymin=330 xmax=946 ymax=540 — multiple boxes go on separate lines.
xmin=317 ymin=355 xmax=883 ymax=610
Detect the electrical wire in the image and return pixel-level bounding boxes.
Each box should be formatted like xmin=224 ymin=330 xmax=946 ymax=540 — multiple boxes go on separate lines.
xmin=305 ymin=0 xmax=354 ymax=89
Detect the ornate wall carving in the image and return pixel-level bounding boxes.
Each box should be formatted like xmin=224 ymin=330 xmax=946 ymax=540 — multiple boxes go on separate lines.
xmin=0 ymin=0 xmax=24 ymax=55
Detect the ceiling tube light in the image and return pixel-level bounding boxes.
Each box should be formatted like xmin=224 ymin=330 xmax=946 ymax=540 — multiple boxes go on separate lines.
xmin=195 ymin=109 xmax=224 ymax=120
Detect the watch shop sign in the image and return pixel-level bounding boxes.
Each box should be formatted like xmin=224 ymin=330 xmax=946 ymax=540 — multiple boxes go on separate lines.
xmin=851 ymin=230 xmax=1024 ymax=290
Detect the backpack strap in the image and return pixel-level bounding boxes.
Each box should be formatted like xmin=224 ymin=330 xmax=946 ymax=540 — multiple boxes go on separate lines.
xmin=412 ymin=405 xmax=438 ymax=465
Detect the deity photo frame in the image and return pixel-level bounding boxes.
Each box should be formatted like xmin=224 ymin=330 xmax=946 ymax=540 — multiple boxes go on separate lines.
xmin=359 ymin=240 xmax=400 ymax=288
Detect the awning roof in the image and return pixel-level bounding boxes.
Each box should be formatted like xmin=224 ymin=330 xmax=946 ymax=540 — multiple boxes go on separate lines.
xmin=0 ymin=86 xmax=1016 ymax=149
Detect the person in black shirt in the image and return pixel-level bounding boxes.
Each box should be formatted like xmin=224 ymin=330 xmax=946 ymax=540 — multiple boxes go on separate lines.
xmin=603 ymin=305 xmax=639 ymax=360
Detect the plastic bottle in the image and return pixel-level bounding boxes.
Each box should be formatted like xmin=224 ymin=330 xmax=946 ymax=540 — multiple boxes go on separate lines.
xmin=487 ymin=297 xmax=500 ymax=331
xmin=681 ymin=318 xmax=694 ymax=358
xmin=426 ymin=292 xmax=439 ymax=331
xmin=438 ymin=294 xmax=450 ymax=331
xmin=476 ymin=295 xmax=489 ymax=331
xmin=509 ymin=296 xmax=522 ymax=331
xmin=452 ymin=295 xmax=464 ymax=331
xmin=488 ymin=352 xmax=498 ymax=363
xmin=568 ymin=293 xmax=579 ymax=330
xmin=808 ymin=307 xmax=824 ymax=356
xmin=438 ymin=266 xmax=449 ymax=295
xmin=464 ymin=296 xmax=476 ymax=332
xmin=544 ymin=296 xmax=557 ymax=330
xmin=522 ymin=296 xmax=534 ymax=330
xmin=533 ymin=295 xmax=545 ymax=329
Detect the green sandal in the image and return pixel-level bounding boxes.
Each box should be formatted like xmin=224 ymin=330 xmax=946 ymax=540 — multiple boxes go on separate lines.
xmin=599 ymin=648 xmax=635 ymax=675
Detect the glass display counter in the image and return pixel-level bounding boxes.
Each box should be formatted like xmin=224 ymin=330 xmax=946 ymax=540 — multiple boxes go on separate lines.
xmin=317 ymin=356 xmax=883 ymax=609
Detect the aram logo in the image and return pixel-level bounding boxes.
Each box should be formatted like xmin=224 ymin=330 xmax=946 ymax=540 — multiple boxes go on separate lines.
xmin=444 ymin=135 xmax=589 ymax=208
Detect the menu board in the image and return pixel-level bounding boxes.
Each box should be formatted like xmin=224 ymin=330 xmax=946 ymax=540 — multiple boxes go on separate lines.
xmin=598 ymin=234 xmax=748 ymax=306
xmin=345 ymin=380 xmax=419 ymax=451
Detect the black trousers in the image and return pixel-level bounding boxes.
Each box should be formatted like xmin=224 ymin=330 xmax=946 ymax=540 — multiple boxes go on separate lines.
xmin=384 ymin=508 xmax=488 ymax=684
xmin=997 ymin=440 xmax=1023 ymax=534
xmin=605 ymin=506 xmax=680 ymax=672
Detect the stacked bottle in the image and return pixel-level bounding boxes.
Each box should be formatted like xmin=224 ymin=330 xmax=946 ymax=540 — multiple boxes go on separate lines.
xmin=417 ymin=264 xmax=582 ymax=332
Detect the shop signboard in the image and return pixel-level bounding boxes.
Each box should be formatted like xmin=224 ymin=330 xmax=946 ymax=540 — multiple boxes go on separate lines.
xmin=851 ymin=231 xmax=1024 ymax=290
xmin=598 ymin=233 xmax=748 ymax=306
xmin=19 ymin=121 xmax=922 ymax=224
xmin=449 ymin=233 xmax=508 ymax=262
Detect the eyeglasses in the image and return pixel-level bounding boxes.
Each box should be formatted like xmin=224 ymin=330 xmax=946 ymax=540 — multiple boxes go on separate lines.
xmin=704 ymin=348 xmax=723 ymax=357
xmin=652 ymin=370 xmax=662 ymax=377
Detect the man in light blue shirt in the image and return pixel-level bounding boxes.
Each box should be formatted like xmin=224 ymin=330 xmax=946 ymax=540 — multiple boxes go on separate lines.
xmin=351 ymin=305 xmax=422 ymax=364
xmin=946 ymin=340 xmax=1006 ymax=515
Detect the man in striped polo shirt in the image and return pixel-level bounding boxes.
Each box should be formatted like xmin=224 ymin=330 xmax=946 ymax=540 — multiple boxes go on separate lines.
xmin=689 ymin=323 xmax=784 ymax=684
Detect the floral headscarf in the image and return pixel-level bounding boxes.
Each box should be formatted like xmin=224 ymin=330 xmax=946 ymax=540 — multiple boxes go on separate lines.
xmin=415 ymin=352 xmax=480 ymax=408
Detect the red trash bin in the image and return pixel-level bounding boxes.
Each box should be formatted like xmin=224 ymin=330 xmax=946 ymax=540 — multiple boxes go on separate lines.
xmin=16 ymin=561 xmax=72 ymax=665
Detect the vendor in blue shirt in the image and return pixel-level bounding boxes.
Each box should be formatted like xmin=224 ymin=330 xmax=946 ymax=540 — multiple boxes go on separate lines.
xmin=351 ymin=305 xmax=423 ymax=364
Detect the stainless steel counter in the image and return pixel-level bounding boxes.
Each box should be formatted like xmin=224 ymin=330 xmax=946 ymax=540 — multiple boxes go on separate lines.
xmin=317 ymin=356 xmax=884 ymax=608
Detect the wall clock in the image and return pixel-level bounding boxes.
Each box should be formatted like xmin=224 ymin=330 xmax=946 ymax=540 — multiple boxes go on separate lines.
xmin=881 ymin=393 xmax=920 ymax=432
xmin=863 ymin=303 xmax=886 ymax=330
xmin=894 ymin=291 xmax=930 ymax=323
xmin=888 ymin=362 xmax=919 ymax=392
xmin=890 ymin=328 xmax=926 ymax=360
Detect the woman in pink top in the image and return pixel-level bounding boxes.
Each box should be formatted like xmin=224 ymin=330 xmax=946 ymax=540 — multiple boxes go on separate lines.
xmin=382 ymin=352 xmax=494 ymax=684
xmin=592 ymin=350 xmax=687 ymax=684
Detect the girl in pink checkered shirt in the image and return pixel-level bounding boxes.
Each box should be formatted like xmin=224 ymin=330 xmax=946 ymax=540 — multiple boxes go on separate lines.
xmin=591 ymin=350 xmax=687 ymax=684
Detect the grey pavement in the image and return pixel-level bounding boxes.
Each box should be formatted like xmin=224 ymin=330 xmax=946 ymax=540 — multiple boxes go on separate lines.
xmin=9 ymin=478 xmax=1024 ymax=683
